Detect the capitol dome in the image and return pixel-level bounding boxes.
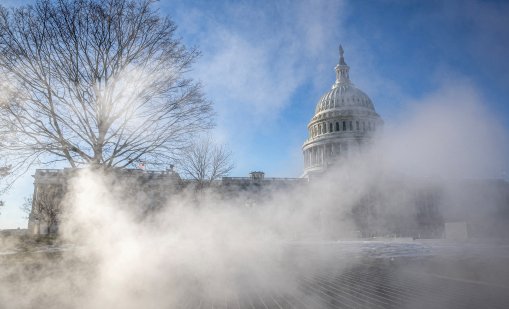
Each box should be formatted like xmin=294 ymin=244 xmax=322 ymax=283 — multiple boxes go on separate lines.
xmin=315 ymin=83 xmax=375 ymax=114
xmin=302 ymin=45 xmax=384 ymax=177
xmin=313 ymin=45 xmax=379 ymax=117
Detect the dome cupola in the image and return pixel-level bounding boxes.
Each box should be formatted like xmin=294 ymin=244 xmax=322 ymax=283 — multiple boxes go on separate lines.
xmin=315 ymin=45 xmax=376 ymax=115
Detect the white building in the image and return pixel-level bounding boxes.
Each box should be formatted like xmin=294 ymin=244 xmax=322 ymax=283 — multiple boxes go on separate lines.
xmin=302 ymin=46 xmax=383 ymax=177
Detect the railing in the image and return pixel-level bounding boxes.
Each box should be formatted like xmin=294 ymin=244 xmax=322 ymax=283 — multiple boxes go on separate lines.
xmin=146 ymin=170 xmax=167 ymax=175
xmin=36 ymin=169 xmax=61 ymax=173
xmin=33 ymin=169 xmax=305 ymax=182
xmin=222 ymin=177 xmax=305 ymax=182
xmin=36 ymin=168 xmax=173 ymax=174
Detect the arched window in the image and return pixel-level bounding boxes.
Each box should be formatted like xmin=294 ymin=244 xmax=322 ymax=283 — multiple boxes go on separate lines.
xmin=343 ymin=121 xmax=346 ymax=130
xmin=329 ymin=123 xmax=333 ymax=133
xmin=335 ymin=122 xmax=339 ymax=131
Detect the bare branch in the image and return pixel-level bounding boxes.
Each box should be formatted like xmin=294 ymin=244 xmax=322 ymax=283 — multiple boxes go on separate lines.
xmin=0 ymin=0 xmax=214 ymax=184
xmin=30 ymin=184 xmax=63 ymax=234
xmin=178 ymin=137 xmax=234 ymax=188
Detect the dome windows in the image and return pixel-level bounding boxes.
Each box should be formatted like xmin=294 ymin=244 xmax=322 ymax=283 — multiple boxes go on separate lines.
xmin=309 ymin=117 xmax=380 ymax=138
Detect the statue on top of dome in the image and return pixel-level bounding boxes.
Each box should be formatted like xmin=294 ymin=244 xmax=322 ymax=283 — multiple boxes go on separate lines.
xmin=339 ymin=44 xmax=347 ymax=65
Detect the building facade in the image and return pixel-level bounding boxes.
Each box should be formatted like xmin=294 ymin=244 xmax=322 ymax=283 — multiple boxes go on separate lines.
xmin=28 ymin=169 xmax=304 ymax=235
xmin=302 ymin=46 xmax=383 ymax=177
xmin=27 ymin=46 xmax=509 ymax=239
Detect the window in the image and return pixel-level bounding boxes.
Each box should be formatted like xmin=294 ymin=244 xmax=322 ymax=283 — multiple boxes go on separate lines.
xmin=343 ymin=121 xmax=346 ymax=130
xmin=349 ymin=121 xmax=353 ymax=131
xmin=318 ymin=124 xmax=321 ymax=134
xmin=335 ymin=122 xmax=339 ymax=131
xmin=329 ymin=123 xmax=333 ymax=133
xmin=356 ymin=121 xmax=359 ymax=130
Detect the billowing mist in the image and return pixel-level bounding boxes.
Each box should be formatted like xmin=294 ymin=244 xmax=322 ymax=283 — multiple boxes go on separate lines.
xmin=1 ymin=82 xmax=509 ymax=308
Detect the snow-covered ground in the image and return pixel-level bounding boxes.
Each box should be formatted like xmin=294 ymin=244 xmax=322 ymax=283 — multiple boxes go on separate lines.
xmin=288 ymin=238 xmax=509 ymax=260
xmin=3 ymin=238 xmax=509 ymax=258
xmin=2 ymin=238 xmax=508 ymax=308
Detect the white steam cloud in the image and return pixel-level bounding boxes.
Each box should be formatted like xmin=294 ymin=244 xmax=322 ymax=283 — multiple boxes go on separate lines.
xmin=382 ymin=81 xmax=509 ymax=179
xmin=1 ymin=81 xmax=508 ymax=307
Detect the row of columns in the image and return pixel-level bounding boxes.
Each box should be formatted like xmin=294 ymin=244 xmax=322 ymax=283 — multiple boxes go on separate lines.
xmin=309 ymin=120 xmax=376 ymax=138
xmin=304 ymin=143 xmax=350 ymax=168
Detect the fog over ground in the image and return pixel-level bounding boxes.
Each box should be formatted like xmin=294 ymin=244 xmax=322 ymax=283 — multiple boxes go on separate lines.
xmin=1 ymin=82 xmax=508 ymax=308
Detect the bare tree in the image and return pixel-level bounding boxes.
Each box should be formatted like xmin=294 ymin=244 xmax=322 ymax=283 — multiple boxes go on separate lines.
xmin=0 ymin=162 xmax=11 ymax=205
xmin=20 ymin=196 xmax=32 ymax=220
xmin=0 ymin=0 xmax=213 ymax=179
xmin=26 ymin=185 xmax=63 ymax=234
xmin=179 ymin=137 xmax=234 ymax=188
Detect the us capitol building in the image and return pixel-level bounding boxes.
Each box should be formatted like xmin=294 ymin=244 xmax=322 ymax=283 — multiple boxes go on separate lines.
xmin=27 ymin=47 xmax=509 ymax=240
xmin=302 ymin=45 xmax=383 ymax=177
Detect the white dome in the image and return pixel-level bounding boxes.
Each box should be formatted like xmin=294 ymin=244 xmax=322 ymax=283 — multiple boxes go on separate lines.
xmin=314 ymin=45 xmax=376 ymax=115
xmin=315 ymin=83 xmax=375 ymax=114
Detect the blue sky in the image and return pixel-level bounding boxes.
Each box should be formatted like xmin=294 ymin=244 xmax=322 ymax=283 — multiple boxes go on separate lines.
xmin=163 ymin=0 xmax=509 ymax=175
xmin=1 ymin=0 xmax=509 ymax=228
